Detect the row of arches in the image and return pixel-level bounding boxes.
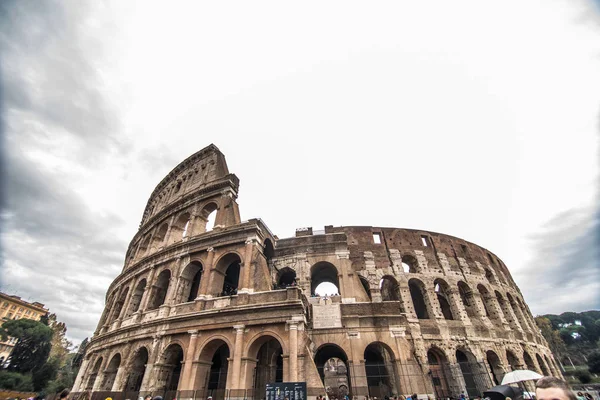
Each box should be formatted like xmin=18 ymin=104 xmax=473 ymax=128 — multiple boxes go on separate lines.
xmin=131 ymin=202 xmax=218 ymax=263
xmin=100 ymin=255 xmax=244 ymax=329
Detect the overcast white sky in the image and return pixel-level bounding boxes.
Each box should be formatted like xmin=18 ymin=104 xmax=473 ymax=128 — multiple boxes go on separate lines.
xmin=1 ymin=0 xmax=599 ymax=345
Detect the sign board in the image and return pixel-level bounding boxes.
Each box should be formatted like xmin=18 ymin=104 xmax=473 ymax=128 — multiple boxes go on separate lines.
xmin=266 ymin=382 xmax=307 ymax=400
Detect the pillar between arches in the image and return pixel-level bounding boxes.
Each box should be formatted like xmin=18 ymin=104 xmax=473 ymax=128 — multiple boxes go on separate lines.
xmin=180 ymin=330 xmax=200 ymax=390
xmin=197 ymin=247 xmax=215 ymax=299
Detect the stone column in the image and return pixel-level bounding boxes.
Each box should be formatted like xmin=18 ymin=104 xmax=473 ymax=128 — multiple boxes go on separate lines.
xmin=139 ymin=267 xmax=157 ymax=312
xmin=73 ymin=357 xmax=91 ymax=391
xmin=140 ymin=335 xmax=163 ymax=392
xmin=287 ymin=320 xmax=299 ymax=382
xmin=446 ymin=288 xmax=472 ymax=325
xmin=240 ymin=239 xmax=255 ymax=293
xmin=198 ymin=247 xmax=215 ymax=298
xmin=120 ymin=277 xmax=139 ymax=321
xmin=92 ymin=356 xmax=108 ymax=391
xmin=179 ymin=330 xmax=200 ymax=391
xmin=231 ymin=325 xmax=245 ymax=389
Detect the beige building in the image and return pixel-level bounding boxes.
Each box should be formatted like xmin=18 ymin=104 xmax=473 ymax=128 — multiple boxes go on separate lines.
xmin=72 ymin=144 xmax=561 ymax=400
xmin=0 ymin=292 xmax=49 ymax=365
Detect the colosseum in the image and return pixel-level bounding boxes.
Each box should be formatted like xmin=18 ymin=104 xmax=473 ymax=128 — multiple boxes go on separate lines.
xmin=72 ymin=144 xmax=561 ymax=400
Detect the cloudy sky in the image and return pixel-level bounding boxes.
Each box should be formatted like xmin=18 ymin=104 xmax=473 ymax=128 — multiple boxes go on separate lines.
xmin=1 ymin=0 xmax=599 ymax=345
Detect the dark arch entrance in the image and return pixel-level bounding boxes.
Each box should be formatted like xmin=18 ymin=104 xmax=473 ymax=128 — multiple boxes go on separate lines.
xmin=277 ymin=267 xmax=297 ymax=289
xmin=456 ymin=349 xmax=479 ymax=398
xmin=251 ymin=337 xmax=284 ymax=399
xmin=360 ymin=276 xmax=372 ymax=301
xmin=149 ymin=270 xmax=171 ymax=310
xmin=428 ymin=348 xmax=451 ymax=399
xmin=125 ymin=347 xmax=149 ymax=392
xmin=364 ymin=342 xmax=398 ymax=398
xmin=156 ymin=344 xmax=184 ymax=396
xmin=86 ymin=357 xmax=103 ymax=390
xmin=311 ymin=262 xmax=340 ymax=296
xmin=314 ymin=344 xmax=352 ymax=398
xmin=486 ymin=350 xmax=504 ymax=386
xmin=179 ymin=261 xmax=203 ymax=303
xmin=101 ymin=353 xmax=121 ymax=390
xmin=536 ymin=354 xmax=550 ymax=376
xmin=408 ymin=279 xmax=429 ymax=319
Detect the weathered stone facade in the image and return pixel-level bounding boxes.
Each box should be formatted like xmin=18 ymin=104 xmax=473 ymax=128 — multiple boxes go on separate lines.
xmin=73 ymin=144 xmax=560 ymax=400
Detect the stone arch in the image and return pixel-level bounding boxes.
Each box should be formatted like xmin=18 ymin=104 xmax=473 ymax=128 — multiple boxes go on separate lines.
xmin=364 ymin=341 xmax=399 ymax=398
xmin=506 ymin=350 xmax=520 ymax=371
xmin=359 ymin=276 xmax=372 ymax=301
xmin=311 ymin=261 xmax=340 ymax=296
xmin=152 ymin=222 xmax=169 ymax=250
xmin=137 ymin=235 xmax=151 ymax=258
xmin=199 ymin=202 xmax=218 ymax=233
xmin=401 ymin=254 xmax=418 ymax=273
xmin=485 ymin=268 xmax=498 ymax=285
xmin=486 ymin=350 xmax=504 ymax=386
xmin=314 ymin=344 xmax=352 ymax=398
xmin=109 ymin=286 xmax=130 ymax=324
xmin=276 ymin=267 xmax=297 ymax=289
xmin=477 ymin=284 xmax=497 ymax=321
xmin=155 ymin=343 xmax=184 ymax=394
xmin=457 ymin=281 xmax=478 ymax=318
xmin=196 ymin=338 xmax=232 ymax=398
xmin=456 ymin=348 xmax=486 ymax=398
xmin=246 ymin=334 xmax=285 ymax=398
xmin=100 ymin=353 xmax=121 ymax=390
xmin=427 ymin=347 xmax=452 ymax=399
xmin=148 ymin=269 xmax=171 ymax=310
xmin=506 ymin=292 xmax=527 ymax=330
xmin=380 ymin=275 xmax=401 ymax=302
xmin=171 ymin=211 xmax=192 ymax=242
xmin=85 ymin=356 xmax=103 ymax=390
xmin=408 ymin=278 xmax=430 ymax=319
xmin=543 ymin=354 xmax=555 ymax=376
xmin=434 ymin=279 xmax=454 ymax=320
xmin=263 ymin=239 xmax=275 ymax=263
xmin=124 ymin=346 xmax=149 ymax=392
xmin=495 ymin=291 xmax=517 ymax=329
xmin=523 ymin=351 xmax=537 ymax=372
xmin=177 ymin=261 xmax=204 ymax=303
xmin=213 ymin=252 xmax=242 ymax=297
xmin=126 ymin=278 xmax=146 ymax=317
xmin=536 ymin=354 xmax=550 ymax=376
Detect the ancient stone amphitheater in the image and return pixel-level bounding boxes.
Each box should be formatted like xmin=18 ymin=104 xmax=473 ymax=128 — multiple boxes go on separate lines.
xmin=72 ymin=144 xmax=560 ymax=400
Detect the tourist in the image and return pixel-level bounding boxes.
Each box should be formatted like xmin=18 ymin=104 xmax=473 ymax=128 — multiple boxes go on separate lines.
xmin=535 ymin=377 xmax=577 ymax=400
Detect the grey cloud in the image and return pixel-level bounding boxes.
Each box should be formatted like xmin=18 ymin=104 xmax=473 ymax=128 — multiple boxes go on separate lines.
xmin=0 ymin=0 xmax=129 ymax=343
xmin=516 ymin=204 xmax=600 ymax=314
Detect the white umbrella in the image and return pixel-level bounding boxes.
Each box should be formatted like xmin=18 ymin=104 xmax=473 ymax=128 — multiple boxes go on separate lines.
xmin=501 ymin=369 xmax=544 ymax=385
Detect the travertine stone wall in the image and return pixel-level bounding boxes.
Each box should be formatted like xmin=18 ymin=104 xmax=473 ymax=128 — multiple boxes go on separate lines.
xmin=73 ymin=145 xmax=560 ymax=400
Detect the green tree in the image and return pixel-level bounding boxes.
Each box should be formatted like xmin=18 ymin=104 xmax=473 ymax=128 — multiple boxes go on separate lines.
xmin=0 ymin=319 xmax=53 ymax=373
xmin=588 ymin=351 xmax=600 ymax=373
xmin=536 ymin=317 xmax=567 ymax=359
xmin=32 ymin=357 xmax=59 ymax=391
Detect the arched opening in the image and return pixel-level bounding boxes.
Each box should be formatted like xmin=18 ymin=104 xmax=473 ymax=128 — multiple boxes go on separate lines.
xmin=178 ymin=261 xmax=203 ymax=303
xmin=477 ymin=284 xmax=494 ymax=319
xmin=263 ymin=239 xmax=275 ymax=264
xmin=434 ymin=279 xmax=454 ymax=320
xmin=380 ymin=276 xmax=401 ymax=302
xmin=456 ymin=349 xmax=480 ymax=398
xmin=506 ymin=350 xmax=520 ymax=371
xmin=197 ymin=340 xmax=231 ymax=400
xmin=171 ymin=212 xmax=191 ymax=242
xmin=200 ymin=203 xmax=218 ymax=233
xmin=276 ymin=267 xmax=297 ymax=289
xmin=486 ymin=350 xmax=504 ymax=386
xmin=364 ymin=342 xmax=398 ymax=398
xmin=408 ymin=279 xmax=429 ymax=319
xmin=101 ymin=353 xmax=121 ymax=390
xmin=137 ymin=236 xmax=151 ymax=258
xmin=148 ymin=270 xmax=171 ymax=310
xmin=250 ymin=336 xmax=284 ymax=399
xmin=109 ymin=287 xmax=129 ymax=324
xmin=543 ymin=355 xmax=554 ymax=376
xmin=360 ymin=276 xmax=372 ymax=301
xmin=156 ymin=344 xmax=184 ymax=395
xmin=314 ymin=345 xmax=351 ymax=399
xmin=311 ymin=262 xmax=340 ymax=296
xmin=536 ymin=354 xmax=550 ymax=376
xmin=85 ymin=357 xmax=103 ymax=390
xmin=507 ymin=293 xmax=527 ymax=330
xmin=495 ymin=291 xmax=512 ymax=325
xmin=428 ymin=348 xmax=451 ymax=399
xmin=152 ymin=223 xmax=169 ymax=249
xmin=523 ymin=351 xmax=537 ymax=372
xmin=457 ymin=281 xmax=478 ymax=318
xmin=126 ymin=279 xmax=146 ymax=317
xmin=212 ymin=253 xmax=242 ymax=297
xmin=401 ymin=255 xmax=418 ymax=273
xmin=125 ymin=347 xmax=149 ymax=392
xmin=485 ymin=269 xmax=498 ymax=285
